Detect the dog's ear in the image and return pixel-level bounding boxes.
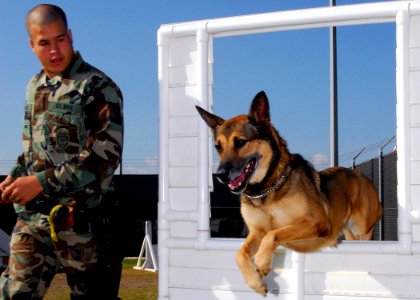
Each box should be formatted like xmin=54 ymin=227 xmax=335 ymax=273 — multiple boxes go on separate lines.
xmin=196 ymin=106 xmax=225 ymax=131
xmin=249 ymin=91 xmax=270 ymax=123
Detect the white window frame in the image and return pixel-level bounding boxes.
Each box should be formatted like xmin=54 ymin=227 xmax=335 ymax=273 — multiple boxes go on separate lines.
xmin=157 ymin=1 xmax=420 ymax=256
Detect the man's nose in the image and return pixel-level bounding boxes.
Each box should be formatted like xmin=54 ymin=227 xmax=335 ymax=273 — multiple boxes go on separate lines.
xmin=50 ymin=41 xmax=59 ymax=54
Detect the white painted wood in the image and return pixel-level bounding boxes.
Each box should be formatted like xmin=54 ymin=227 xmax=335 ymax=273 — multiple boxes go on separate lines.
xmin=410 ymin=48 xmax=420 ymax=69
xmin=168 ymin=87 xmax=199 ymax=116
xmin=410 ymin=104 xmax=420 ymax=127
xmin=168 ymin=188 xmax=198 ymax=210
xmin=169 ymin=137 xmax=197 ymax=167
xmin=169 ymin=167 xmax=197 ymax=187
xmin=168 ymin=36 xmax=197 ymax=67
xmin=169 ymin=116 xmax=197 ymax=137
xmin=158 ymin=1 xmax=420 ymax=299
xmin=411 ymin=160 xmax=420 ymax=183
xmin=409 ymin=15 xmax=420 ymax=47
xmin=410 ymin=71 xmax=420 ymax=102
xmin=170 ymin=222 xmax=198 ymax=239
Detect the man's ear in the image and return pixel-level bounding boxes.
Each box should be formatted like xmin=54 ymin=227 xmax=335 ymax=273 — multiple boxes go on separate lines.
xmin=249 ymin=91 xmax=270 ymax=123
xmin=29 ymin=38 xmax=35 ymax=52
xmin=68 ymin=28 xmax=73 ymax=44
xmin=196 ymin=106 xmax=225 ymax=132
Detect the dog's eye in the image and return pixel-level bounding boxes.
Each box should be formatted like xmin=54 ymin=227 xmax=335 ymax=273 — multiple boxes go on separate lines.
xmin=234 ymin=138 xmax=247 ymax=149
xmin=215 ymin=143 xmax=222 ymax=153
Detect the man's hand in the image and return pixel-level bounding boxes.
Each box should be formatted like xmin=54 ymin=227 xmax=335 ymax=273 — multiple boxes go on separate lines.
xmin=0 ymin=175 xmax=15 ymax=204
xmin=0 ymin=176 xmax=43 ymax=205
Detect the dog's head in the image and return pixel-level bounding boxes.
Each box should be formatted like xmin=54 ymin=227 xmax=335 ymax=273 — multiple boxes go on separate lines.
xmin=196 ymin=91 xmax=289 ymax=194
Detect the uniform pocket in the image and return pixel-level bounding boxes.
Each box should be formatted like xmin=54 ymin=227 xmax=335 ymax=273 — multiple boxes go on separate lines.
xmin=47 ymin=113 xmax=82 ymax=154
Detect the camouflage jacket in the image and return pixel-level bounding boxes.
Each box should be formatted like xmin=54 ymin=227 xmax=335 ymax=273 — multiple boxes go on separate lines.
xmin=10 ymin=52 xmax=123 ymax=215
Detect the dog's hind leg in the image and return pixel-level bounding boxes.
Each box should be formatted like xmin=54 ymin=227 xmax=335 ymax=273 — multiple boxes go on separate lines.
xmin=343 ymin=223 xmax=374 ymax=240
xmin=342 ymin=227 xmax=357 ymax=240
xmin=346 ymin=171 xmax=383 ymax=241
xmin=358 ymin=228 xmax=374 ymax=240
xmin=236 ymin=231 xmax=268 ymax=296
xmin=343 ymin=207 xmax=377 ymax=240
xmin=341 ymin=172 xmax=382 ymax=241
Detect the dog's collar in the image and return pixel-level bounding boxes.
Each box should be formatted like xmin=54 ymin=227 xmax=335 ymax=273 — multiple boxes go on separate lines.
xmin=242 ymin=166 xmax=292 ymax=200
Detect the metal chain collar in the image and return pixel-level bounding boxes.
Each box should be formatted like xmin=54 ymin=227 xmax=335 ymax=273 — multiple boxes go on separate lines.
xmin=242 ymin=166 xmax=292 ymax=200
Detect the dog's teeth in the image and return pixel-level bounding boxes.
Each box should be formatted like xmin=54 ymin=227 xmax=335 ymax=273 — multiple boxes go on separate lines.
xmin=229 ymin=163 xmax=254 ymax=191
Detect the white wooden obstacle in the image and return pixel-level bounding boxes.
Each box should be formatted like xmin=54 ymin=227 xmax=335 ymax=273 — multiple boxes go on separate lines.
xmin=134 ymin=220 xmax=158 ymax=272
xmin=157 ymin=1 xmax=420 ymax=299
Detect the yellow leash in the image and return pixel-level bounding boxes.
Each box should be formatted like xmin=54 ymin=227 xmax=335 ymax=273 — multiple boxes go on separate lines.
xmin=48 ymin=204 xmax=64 ymax=242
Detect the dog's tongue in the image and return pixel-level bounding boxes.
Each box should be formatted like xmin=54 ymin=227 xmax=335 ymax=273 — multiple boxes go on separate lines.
xmin=229 ymin=172 xmax=245 ymax=190
xmin=228 ymin=159 xmax=256 ymax=191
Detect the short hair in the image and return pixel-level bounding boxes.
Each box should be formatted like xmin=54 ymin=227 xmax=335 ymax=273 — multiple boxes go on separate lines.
xmin=25 ymin=4 xmax=68 ymax=36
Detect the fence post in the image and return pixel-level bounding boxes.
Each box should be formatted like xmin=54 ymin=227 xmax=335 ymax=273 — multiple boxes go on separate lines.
xmin=352 ymin=147 xmax=365 ymax=169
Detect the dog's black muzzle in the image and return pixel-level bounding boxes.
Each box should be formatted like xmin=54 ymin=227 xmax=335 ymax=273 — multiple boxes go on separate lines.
xmin=215 ymin=155 xmax=259 ymax=194
xmin=215 ymin=162 xmax=244 ymax=184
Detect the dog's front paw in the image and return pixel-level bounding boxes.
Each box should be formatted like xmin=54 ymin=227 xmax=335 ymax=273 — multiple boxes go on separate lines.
xmin=240 ymin=265 xmax=268 ymax=296
xmin=253 ymin=252 xmax=272 ymax=277
xmin=247 ymin=275 xmax=268 ymax=297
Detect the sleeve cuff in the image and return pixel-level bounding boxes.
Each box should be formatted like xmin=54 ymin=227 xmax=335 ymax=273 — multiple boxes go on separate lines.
xmin=35 ymin=171 xmax=49 ymax=194
xmin=9 ymin=164 xmax=25 ymax=178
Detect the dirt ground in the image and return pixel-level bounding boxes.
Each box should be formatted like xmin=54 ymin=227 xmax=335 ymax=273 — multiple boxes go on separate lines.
xmin=44 ymin=264 xmax=158 ymax=300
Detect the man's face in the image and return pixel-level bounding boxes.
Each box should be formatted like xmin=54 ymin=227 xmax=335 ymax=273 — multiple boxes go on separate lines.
xmin=28 ymin=20 xmax=73 ymax=78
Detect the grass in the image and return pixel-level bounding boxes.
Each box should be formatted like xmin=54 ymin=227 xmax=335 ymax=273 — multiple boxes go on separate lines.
xmin=44 ymin=259 xmax=158 ymax=300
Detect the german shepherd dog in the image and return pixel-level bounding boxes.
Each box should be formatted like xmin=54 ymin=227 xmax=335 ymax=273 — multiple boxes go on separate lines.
xmin=196 ymin=91 xmax=382 ymax=296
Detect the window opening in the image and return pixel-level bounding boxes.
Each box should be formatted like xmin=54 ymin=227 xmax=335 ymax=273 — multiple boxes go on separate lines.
xmin=209 ymin=24 xmax=397 ymax=241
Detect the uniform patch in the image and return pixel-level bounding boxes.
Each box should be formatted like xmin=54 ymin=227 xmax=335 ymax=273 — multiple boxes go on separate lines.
xmin=56 ymin=127 xmax=70 ymax=150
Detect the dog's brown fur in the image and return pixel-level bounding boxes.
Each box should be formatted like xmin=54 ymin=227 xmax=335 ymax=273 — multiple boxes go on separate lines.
xmin=196 ymin=91 xmax=382 ymax=296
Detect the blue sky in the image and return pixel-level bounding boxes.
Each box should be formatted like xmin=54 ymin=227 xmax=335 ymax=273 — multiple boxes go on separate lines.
xmin=0 ymin=0 xmax=396 ymax=174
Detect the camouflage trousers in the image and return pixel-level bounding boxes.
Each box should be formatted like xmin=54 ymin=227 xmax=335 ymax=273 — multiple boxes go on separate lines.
xmin=0 ymin=218 xmax=97 ymax=299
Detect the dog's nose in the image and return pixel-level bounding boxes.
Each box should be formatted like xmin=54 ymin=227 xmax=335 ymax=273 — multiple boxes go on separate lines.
xmin=215 ymin=167 xmax=230 ymax=184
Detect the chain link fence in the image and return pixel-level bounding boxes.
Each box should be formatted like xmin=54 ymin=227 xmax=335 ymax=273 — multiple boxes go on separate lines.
xmin=356 ymin=151 xmax=398 ymax=241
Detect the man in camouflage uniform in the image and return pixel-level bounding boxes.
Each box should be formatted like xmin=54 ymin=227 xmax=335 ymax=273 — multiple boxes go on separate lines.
xmin=0 ymin=4 xmax=124 ymax=299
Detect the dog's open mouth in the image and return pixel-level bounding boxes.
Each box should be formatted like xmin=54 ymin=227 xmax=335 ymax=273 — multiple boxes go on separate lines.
xmin=228 ymin=157 xmax=257 ymax=193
